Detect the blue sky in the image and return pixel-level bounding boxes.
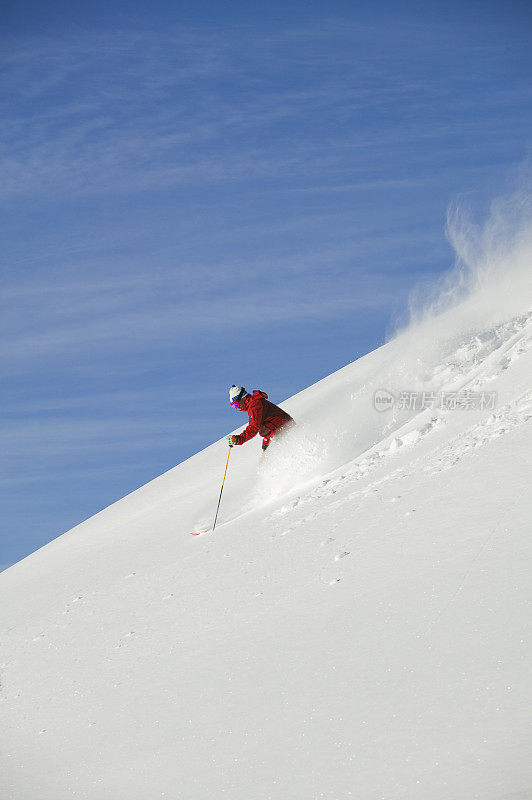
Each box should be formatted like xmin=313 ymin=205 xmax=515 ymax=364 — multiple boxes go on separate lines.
xmin=1 ymin=0 xmax=531 ymax=568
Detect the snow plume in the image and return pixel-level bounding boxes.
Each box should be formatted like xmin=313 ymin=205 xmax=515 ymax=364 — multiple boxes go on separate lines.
xmin=407 ymin=179 xmax=532 ymax=333
xmin=388 ymin=179 xmax=532 ymax=392
xmin=448 ymin=188 xmax=532 ymax=320
xmin=250 ymin=423 xmax=329 ymax=507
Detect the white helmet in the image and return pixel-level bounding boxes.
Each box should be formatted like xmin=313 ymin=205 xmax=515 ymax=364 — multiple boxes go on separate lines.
xmin=229 ymin=385 xmax=246 ymax=408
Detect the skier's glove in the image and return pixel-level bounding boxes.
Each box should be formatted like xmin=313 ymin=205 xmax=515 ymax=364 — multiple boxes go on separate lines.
xmin=227 ymin=435 xmax=241 ymax=446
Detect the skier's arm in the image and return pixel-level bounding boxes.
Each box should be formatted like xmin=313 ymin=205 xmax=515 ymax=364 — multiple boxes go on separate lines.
xmin=238 ymin=398 xmax=262 ymax=444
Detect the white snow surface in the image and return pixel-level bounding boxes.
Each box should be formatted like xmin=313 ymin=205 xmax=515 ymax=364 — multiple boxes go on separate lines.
xmin=1 ymin=200 xmax=532 ymax=799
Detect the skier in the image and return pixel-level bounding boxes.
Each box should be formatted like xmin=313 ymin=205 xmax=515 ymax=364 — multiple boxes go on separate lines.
xmin=227 ymin=386 xmax=294 ymax=451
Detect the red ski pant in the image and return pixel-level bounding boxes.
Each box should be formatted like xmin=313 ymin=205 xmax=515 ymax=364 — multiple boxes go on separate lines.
xmin=259 ymin=418 xmax=293 ymax=451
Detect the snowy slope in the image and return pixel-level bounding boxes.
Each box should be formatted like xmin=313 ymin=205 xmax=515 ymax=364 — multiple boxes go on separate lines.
xmin=1 ymin=203 xmax=532 ymax=800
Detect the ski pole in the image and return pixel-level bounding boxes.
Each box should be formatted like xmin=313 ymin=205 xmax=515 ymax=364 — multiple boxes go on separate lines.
xmin=212 ymin=444 xmax=232 ymax=531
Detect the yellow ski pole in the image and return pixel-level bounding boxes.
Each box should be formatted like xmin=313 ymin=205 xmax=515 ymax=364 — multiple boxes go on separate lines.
xmin=212 ymin=444 xmax=232 ymax=531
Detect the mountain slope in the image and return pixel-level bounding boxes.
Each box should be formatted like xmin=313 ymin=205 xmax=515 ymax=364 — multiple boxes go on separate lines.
xmin=1 ymin=302 xmax=531 ymax=799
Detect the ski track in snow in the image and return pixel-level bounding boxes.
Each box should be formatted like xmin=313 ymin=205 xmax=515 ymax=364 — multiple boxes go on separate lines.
xmin=268 ymin=312 xmax=532 ymax=532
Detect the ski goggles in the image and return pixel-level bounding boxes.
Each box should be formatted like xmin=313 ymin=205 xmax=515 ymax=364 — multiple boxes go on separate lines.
xmin=230 ymin=399 xmax=241 ymax=409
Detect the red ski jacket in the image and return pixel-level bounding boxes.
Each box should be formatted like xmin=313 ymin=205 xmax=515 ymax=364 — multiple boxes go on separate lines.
xmin=238 ymin=390 xmax=294 ymax=445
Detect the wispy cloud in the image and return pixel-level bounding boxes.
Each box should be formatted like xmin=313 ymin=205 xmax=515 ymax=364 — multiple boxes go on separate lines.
xmin=2 ymin=23 xmax=529 ymax=199
xmin=0 ymin=386 xmax=225 ymax=489
xmin=0 ymin=266 xmax=405 ymax=364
